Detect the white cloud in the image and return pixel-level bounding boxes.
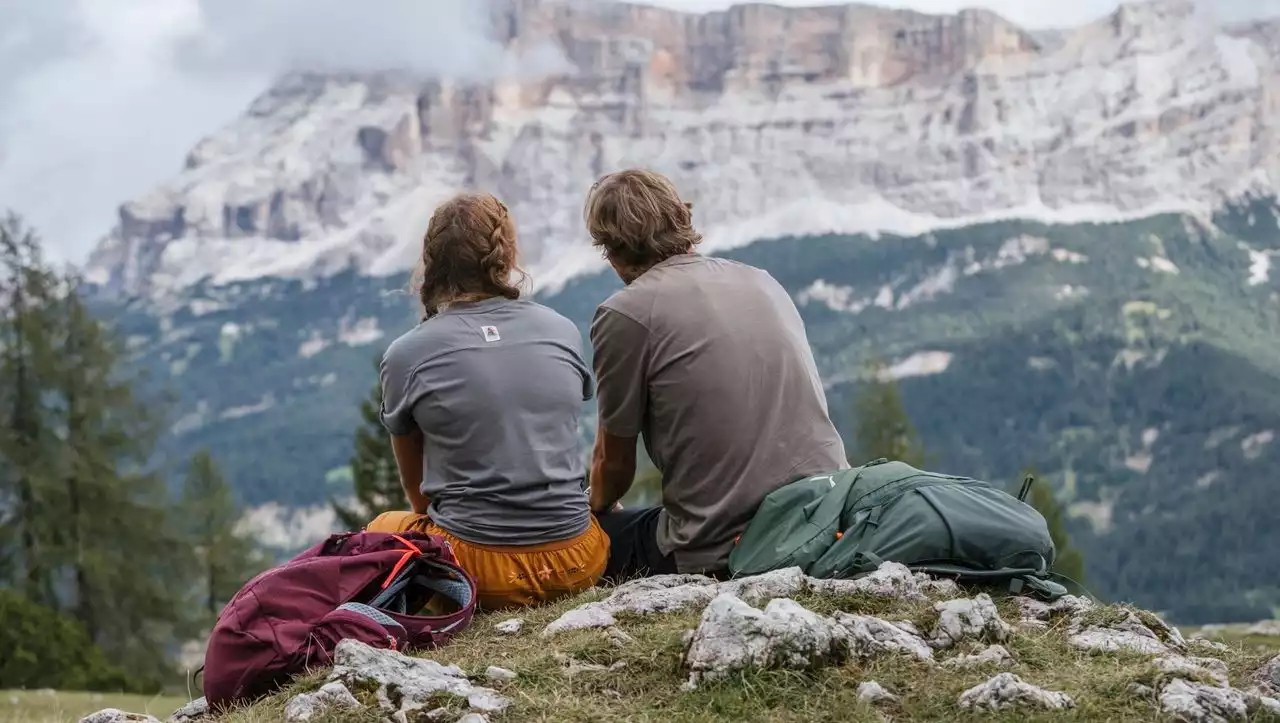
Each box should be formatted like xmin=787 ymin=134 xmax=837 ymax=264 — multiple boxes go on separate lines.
xmin=1 ymin=0 xmax=1279 ymax=263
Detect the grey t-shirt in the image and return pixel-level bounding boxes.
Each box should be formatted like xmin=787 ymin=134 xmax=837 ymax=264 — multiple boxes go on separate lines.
xmin=380 ymin=297 xmax=593 ymax=546
xmin=590 ymin=254 xmax=849 ymax=573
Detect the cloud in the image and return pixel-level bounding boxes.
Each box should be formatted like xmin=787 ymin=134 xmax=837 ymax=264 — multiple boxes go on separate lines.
xmin=177 ymin=0 xmax=524 ymax=81
xmin=0 ymin=0 xmax=542 ymax=264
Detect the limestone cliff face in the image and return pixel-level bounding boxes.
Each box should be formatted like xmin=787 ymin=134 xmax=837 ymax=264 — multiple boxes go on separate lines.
xmin=85 ymin=0 xmax=1280 ymax=299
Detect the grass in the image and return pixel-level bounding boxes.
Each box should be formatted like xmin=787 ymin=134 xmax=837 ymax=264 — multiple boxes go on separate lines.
xmin=206 ymin=585 xmax=1280 ymax=723
xmin=0 ymin=690 xmax=187 ymax=723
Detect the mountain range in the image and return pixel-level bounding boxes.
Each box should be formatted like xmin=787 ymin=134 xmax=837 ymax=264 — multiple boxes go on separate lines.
xmin=82 ymin=0 xmax=1280 ymax=624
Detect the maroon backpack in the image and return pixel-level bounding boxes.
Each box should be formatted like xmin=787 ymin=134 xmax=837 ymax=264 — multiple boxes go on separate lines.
xmin=202 ymin=530 xmax=476 ymax=711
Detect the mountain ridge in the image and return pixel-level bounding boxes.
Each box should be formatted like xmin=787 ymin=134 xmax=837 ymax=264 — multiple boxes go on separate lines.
xmin=84 ymin=0 xmax=1280 ymax=301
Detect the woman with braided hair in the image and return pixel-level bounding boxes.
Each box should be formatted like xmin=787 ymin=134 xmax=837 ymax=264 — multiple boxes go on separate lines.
xmin=365 ymin=193 xmax=608 ymax=611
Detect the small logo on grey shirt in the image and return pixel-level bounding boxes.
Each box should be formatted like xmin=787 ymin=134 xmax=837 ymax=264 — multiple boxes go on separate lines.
xmin=481 ymin=325 xmax=501 ymax=342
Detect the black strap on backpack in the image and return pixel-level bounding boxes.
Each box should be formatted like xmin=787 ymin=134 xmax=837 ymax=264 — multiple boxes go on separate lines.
xmin=1017 ymin=474 xmax=1035 ymax=502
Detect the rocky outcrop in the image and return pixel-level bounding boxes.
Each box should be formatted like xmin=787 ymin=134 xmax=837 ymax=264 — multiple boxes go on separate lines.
xmin=329 ymin=639 xmax=511 ymax=718
xmin=928 ymin=593 xmax=1012 ymax=649
xmin=84 ymin=0 xmax=1280 ymax=301
xmin=73 ymin=561 xmax=1280 ymax=723
xmin=682 ymin=595 xmax=850 ymax=688
xmin=282 ymin=682 xmax=361 ymax=723
xmin=957 ymin=672 xmax=1074 ymax=711
xmin=540 ymin=562 xmax=944 ymax=638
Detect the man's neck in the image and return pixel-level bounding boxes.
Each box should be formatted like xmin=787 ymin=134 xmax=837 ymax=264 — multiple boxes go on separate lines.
xmin=620 ymin=250 xmax=696 ymax=285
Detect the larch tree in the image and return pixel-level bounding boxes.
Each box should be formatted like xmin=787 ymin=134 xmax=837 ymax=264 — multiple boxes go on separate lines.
xmin=851 ymin=359 xmax=929 ymax=468
xmin=332 ymin=356 xmax=404 ymax=529
xmin=180 ymin=449 xmax=266 ymax=626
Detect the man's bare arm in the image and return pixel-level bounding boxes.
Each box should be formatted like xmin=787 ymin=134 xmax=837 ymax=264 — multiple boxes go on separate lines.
xmin=590 ymin=428 xmax=637 ymax=514
xmin=390 ymin=430 xmax=431 ymax=514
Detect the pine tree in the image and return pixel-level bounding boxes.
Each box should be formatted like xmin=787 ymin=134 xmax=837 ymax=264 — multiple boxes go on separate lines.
xmin=180 ymin=450 xmax=266 ymax=625
xmin=45 ymin=270 xmax=193 ymax=685
xmin=332 ymin=357 xmax=403 ymax=529
xmin=1019 ymin=466 xmax=1088 ymax=587
xmin=0 ymin=212 xmax=199 ymax=688
xmin=851 ymin=359 xmax=929 ymax=467
xmin=0 ymin=213 xmax=62 ymax=606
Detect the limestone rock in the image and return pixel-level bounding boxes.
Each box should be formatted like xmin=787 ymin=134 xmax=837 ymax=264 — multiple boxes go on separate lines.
xmin=1128 ymin=682 xmax=1156 ymax=698
xmin=929 ymin=593 xmax=1012 ymax=649
xmin=683 ymin=595 xmax=848 ymax=687
xmin=283 ymin=682 xmax=361 ymax=723
xmin=493 ymin=618 xmax=524 ymax=635
xmin=810 ymin=562 xmax=930 ymax=602
xmin=1245 ymin=621 xmax=1280 ymax=637
xmin=856 ymin=681 xmax=898 ymax=704
xmin=541 ymin=602 xmax=618 ymax=638
xmin=455 ymin=715 xmax=489 ymax=723
xmin=1189 ymin=638 xmax=1232 ymax=655
xmin=833 ymin=613 xmax=934 ymax=663
xmin=942 ymin=644 xmax=1016 ymax=670
xmin=1017 ymin=594 xmax=1094 ymax=628
xmin=485 ymin=666 xmax=517 ymax=682
xmin=1070 ymin=609 xmax=1183 ymax=656
xmin=79 ymin=711 xmax=161 ymax=723
xmin=718 ymin=567 xmax=808 ymax=604
xmin=1154 ymin=656 xmax=1231 ymax=687
xmin=329 ymin=639 xmax=510 ymax=716
xmin=1159 ymin=679 xmax=1252 ymax=721
xmin=1253 ymin=655 xmax=1280 ymax=697
xmin=166 ymin=698 xmax=208 ymax=723
xmin=542 ymin=574 xmax=718 ymax=637
xmin=607 ymin=627 xmax=637 ymax=647
xmin=957 ymin=672 xmax=1075 ymax=711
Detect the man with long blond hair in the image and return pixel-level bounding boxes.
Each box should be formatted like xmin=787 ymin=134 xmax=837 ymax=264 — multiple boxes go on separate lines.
xmin=584 ymin=169 xmax=849 ymax=580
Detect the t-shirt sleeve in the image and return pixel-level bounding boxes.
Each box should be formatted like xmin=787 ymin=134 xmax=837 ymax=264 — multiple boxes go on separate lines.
xmin=589 ymin=306 xmax=649 ymax=438
xmin=379 ymin=341 xmax=424 ymax=437
xmin=562 ymin=316 xmax=595 ymax=402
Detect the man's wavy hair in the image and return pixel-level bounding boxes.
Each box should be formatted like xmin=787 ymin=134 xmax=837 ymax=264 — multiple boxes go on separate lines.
xmin=413 ymin=193 xmax=526 ymax=319
xmin=583 ymin=169 xmax=702 ymax=269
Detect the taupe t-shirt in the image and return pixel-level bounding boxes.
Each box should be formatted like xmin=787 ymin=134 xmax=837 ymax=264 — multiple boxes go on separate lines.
xmin=590 ymin=254 xmax=849 ymax=572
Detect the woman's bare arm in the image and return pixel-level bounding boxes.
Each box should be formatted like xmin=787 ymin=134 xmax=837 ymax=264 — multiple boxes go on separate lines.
xmin=390 ymin=430 xmax=431 ymax=514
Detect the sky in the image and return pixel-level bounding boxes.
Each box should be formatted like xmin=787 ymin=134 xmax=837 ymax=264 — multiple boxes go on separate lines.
xmin=0 ymin=0 xmax=1277 ymax=264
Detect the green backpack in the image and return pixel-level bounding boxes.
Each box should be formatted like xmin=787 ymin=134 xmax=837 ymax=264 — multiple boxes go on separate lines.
xmin=727 ymin=459 xmax=1069 ymax=600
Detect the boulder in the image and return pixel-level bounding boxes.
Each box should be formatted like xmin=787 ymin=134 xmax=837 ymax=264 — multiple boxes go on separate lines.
xmin=833 ymin=613 xmax=934 ymax=662
xmin=329 ymin=639 xmax=511 ymax=717
xmin=929 ymin=594 xmax=1012 ymax=649
xmin=1070 ymin=610 xmax=1183 ymax=657
xmin=1159 ymin=679 xmax=1252 ymax=722
xmin=283 ymin=682 xmax=361 ymax=723
xmin=485 ymin=666 xmax=517 ymax=682
xmin=1154 ymin=656 xmax=1231 ymax=687
xmin=78 ymin=711 xmax=161 ymax=723
xmin=957 ymin=672 xmax=1074 ymax=711
xmin=493 ymin=618 xmax=524 ymax=635
xmin=1252 ymin=655 xmax=1280 ymax=697
xmin=856 ymin=681 xmax=898 ymax=704
xmin=683 ymin=595 xmax=848 ymax=687
xmin=166 ymin=698 xmax=208 ymax=723
xmin=942 ymin=644 xmax=1016 ymax=670
xmin=809 ymin=562 xmax=931 ymax=602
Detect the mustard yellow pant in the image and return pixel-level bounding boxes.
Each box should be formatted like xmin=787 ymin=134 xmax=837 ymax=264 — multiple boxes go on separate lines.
xmin=365 ymin=511 xmax=609 ymax=611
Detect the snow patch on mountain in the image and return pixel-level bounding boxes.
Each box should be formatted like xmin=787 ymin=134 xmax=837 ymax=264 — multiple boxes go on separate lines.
xmin=878 ymin=351 xmax=955 ymax=381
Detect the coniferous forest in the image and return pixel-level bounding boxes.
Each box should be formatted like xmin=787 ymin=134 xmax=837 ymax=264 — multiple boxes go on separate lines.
xmin=0 ymin=214 xmax=265 ymax=692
